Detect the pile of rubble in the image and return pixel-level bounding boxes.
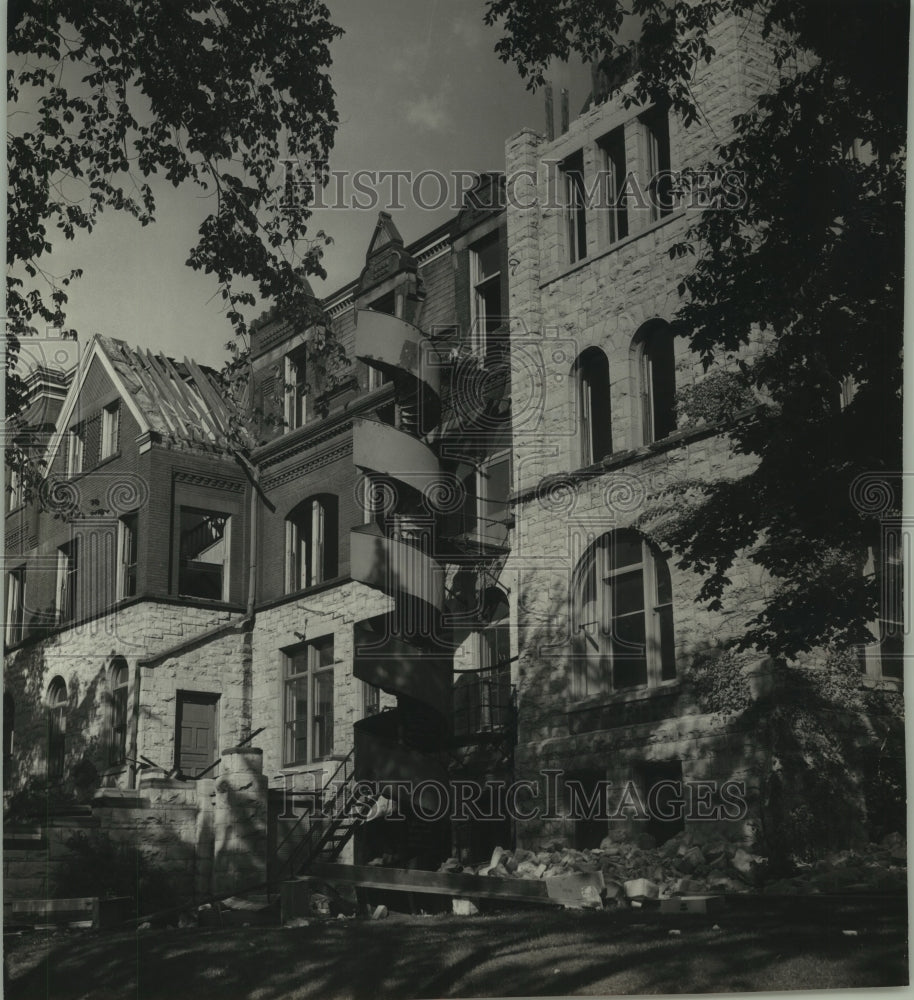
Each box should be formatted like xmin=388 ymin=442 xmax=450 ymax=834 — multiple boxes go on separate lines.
xmin=435 ymin=830 xmax=907 ymax=902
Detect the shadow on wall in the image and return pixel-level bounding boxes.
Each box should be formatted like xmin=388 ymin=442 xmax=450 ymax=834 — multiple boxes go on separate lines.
xmin=4 ymin=641 xmax=119 ymax=811
xmin=514 ymin=552 xmax=905 ymax=870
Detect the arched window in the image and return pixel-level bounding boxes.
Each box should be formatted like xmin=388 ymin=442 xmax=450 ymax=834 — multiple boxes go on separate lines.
xmin=572 ymin=529 xmax=674 ymax=697
xmin=108 ymin=658 xmax=129 ymax=766
xmin=636 ymin=321 xmax=677 ymax=444
xmin=285 ymin=495 xmax=339 ymax=593
xmin=47 ymin=677 xmax=67 ymax=782
xmin=573 ymin=348 xmax=613 ymax=466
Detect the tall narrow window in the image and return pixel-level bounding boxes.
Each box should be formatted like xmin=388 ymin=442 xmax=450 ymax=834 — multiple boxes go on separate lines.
xmin=284 ymin=636 xmax=335 ymax=765
xmin=478 ymin=588 xmax=511 ymax=730
xmin=117 ymin=513 xmax=138 ymax=600
xmin=638 ymin=323 xmax=677 ymax=444
xmin=178 ymin=509 xmax=229 ymax=601
xmin=47 ymin=677 xmax=67 ymax=782
xmin=285 ymin=496 xmax=339 ymax=593
xmin=7 ymin=465 xmax=24 ymax=511
xmin=56 ymin=540 xmax=79 ymax=623
xmin=5 ymin=568 xmax=25 ymax=645
xmin=561 ymin=151 xmax=588 ymax=264
xmin=574 ymin=348 xmax=613 ymax=466
xmin=284 ymin=347 xmax=309 ymax=432
xmin=572 ymin=529 xmax=675 ymax=698
xmin=67 ymin=425 xmax=84 ymax=477
xmin=477 ymin=451 xmax=512 ymax=547
xmin=641 ymin=107 xmax=673 ymax=223
xmin=599 ymin=127 xmax=629 ymax=244
xmin=470 ymin=232 xmax=506 ymax=363
xmin=100 ymin=402 xmax=120 ymax=460
xmin=108 ymin=659 xmax=129 ymax=766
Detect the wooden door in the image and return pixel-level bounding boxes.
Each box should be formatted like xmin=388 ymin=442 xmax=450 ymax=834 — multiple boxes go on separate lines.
xmin=176 ymin=693 xmax=219 ymax=777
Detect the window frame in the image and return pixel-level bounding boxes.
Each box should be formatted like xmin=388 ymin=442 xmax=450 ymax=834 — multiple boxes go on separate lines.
xmin=475 ymin=450 xmax=512 ymax=547
xmin=284 ymin=348 xmax=309 ymax=432
xmin=107 ymin=659 xmax=130 ymax=767
xmin=284 ymin=496 xmax=339 ymax=594
xmin=100 ymin=401 xmax=120 ymax=461
xmin=56 ymin=539 xmax=79 ymax=624
xmin=572 ymin=530 xmax=675 ymax=700
xmin=469 ymin=231 xmax=506 ymax=363
xmin=283 ymin=635 xmax=336 ymax=766
xmin=47 ymin=676 xmax=67 ymax=782
xmin=5 ymin=567 xmax=26 ymax=645
xmin=560 ymin=150 xmax=589 ymax=264
xmin=597 ymin=125 xmax=629 ymax=245
xmin=177 ymin=507 xmax=231 ymax=602
xmin=574 ymin=348 xmax=613 ymax=467
xmin=640 ymin=106 xmax=673 ymax=223
xmin=117 ymin=513 xmax=139 ymax=601
xmin=7 ymin=465 xmax=24 ymax=512
xmin=66 ymin=425 xmax=84 ymax=478
xmin=637 ymin=324 xmax=677 ymax=445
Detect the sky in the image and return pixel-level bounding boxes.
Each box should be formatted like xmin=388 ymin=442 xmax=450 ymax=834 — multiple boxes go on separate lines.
xmin=17 ymin=0 xmax=590 ymax=371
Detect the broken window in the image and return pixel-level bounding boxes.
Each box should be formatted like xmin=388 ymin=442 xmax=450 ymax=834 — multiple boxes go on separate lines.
xmin=285 ymin=495 xmax=339 ymax=593
xmin=178 ymin=509 xmax=229 ymax=601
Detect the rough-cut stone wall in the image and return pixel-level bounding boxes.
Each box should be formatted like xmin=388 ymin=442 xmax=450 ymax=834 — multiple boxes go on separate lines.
xmin=4 ymin=601 xmax=241 ymax=793
xmin=502 ymin=14 xmax=782 ymax=849
xmin=250 ymin=580 xmax=395 ymax=790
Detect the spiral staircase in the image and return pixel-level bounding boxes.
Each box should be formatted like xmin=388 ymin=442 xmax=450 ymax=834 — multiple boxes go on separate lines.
xmin=349 ymin=310 xmax=455 ymax=864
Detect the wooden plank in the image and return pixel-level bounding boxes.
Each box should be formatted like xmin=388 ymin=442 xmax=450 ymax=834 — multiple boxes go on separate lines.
xmin=304 ymin=862 xmax=555 ymax=903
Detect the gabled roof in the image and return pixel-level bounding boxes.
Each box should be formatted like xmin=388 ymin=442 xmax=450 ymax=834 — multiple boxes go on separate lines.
xmin=44 ymin=335 xmax=246 ymax=470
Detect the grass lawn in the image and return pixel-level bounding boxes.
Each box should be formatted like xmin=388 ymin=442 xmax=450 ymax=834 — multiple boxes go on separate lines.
xmin=4 ymin=896 xmax=908 ymax=999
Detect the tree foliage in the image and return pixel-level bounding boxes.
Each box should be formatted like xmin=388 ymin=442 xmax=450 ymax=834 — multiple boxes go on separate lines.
xmin=484 ymin=0 xmax=907 ymax=659
xmin=7 ymin=0 xmax=344 ymax=423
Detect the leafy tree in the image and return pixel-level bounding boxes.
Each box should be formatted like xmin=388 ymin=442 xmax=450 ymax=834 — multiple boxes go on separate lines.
xmin=7 ymin=0 xmax=344 ymax=483
xmin=484 ymin=0 xmax=907 ymax=660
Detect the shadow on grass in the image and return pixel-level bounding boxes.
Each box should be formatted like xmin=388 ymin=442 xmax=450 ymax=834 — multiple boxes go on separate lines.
xmin=6 ymin=899 xmax=908 ymax=1000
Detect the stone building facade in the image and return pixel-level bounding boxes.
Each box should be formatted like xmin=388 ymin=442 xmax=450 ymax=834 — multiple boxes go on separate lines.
xmin=3 ymin=13 xmax=902 ymax=903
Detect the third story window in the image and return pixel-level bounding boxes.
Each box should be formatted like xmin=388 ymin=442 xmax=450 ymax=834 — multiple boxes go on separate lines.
xmin=5 ymin=568 xmax=25 ymax=646
xmin=67 ymin=426 xmax=84 ymax=477
xmin=470 ymin=232 xmax=506 ymax=363
xmin=561 ymin=150 xmax=588 ymax=264
xmin=640 ymin=107 xmax=673 ymax=223
xmin=598 ymin=126 xmax=629 ymax=244
xmin=284 ymin=348 xmax=309 ymax=432
xmin=639 ymin=323 xmax=677 ymax=444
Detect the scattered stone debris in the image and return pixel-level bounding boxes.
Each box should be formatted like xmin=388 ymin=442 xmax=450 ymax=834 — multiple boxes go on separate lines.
xmin=421 ymin=829 xmax=907 ymax=907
